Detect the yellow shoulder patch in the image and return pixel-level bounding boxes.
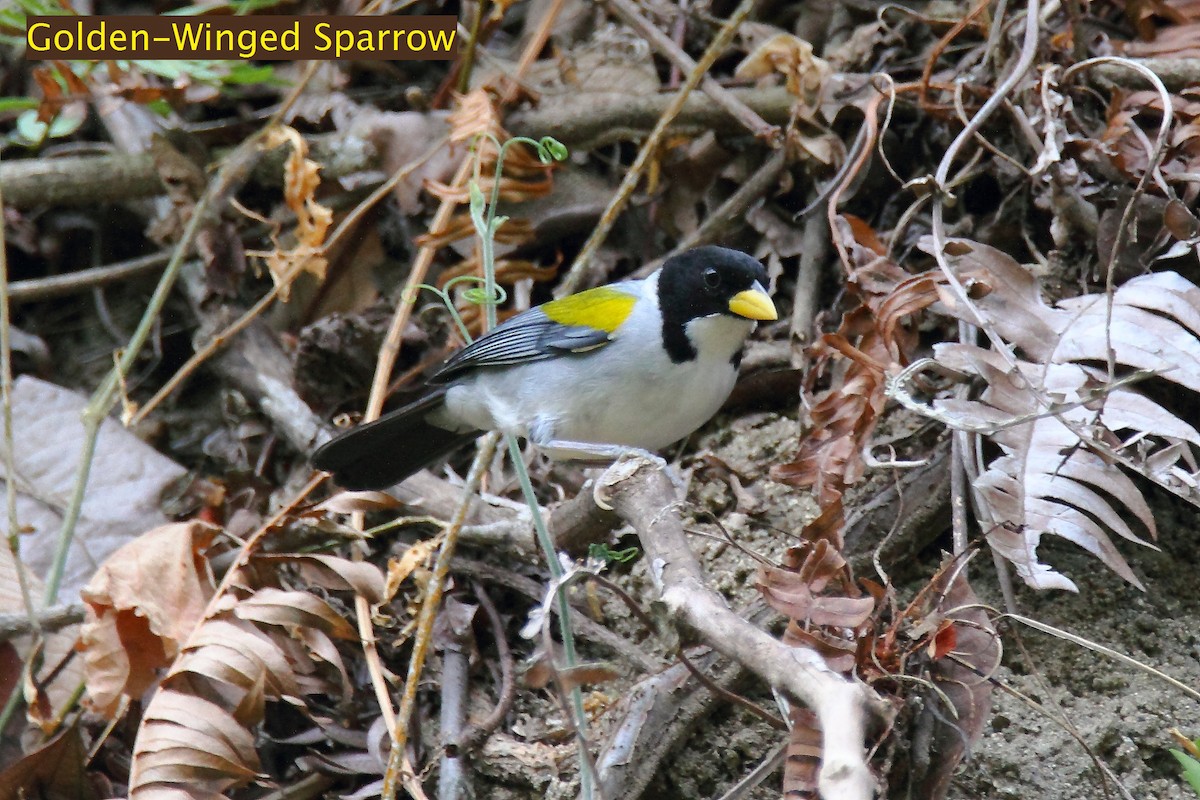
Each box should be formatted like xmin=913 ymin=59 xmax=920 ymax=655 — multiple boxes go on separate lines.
xmin=541 ymin=286 xmax=637 ymax=334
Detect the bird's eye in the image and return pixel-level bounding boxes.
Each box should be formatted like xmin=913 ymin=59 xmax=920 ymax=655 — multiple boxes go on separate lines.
xmin=703 ymin=268 xmax=721 ymax=289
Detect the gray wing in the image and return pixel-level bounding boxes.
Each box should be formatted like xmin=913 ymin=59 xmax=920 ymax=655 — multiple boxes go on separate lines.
xmin=430 ymin=307 xmax=612 ymax=383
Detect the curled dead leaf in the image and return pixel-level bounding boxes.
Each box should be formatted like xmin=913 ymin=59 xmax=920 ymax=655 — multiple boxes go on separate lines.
xmin=79 ymin=521 xmax=219 ymax=717
xmin=735 ymin=33 xmax=830 ymax=106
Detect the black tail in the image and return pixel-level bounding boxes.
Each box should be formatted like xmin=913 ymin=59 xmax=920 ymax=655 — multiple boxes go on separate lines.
xmin=313 ymin=388 xmax=481 ymax=490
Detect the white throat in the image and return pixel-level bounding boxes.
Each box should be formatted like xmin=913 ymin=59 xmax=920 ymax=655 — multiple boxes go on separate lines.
xmin=684 ymin=314 xmax=754 ymax=363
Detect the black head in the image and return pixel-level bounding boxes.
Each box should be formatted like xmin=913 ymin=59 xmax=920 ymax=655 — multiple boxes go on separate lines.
xmin=657 ymin=246 xmax=777 ymax=362
xmin=659 ymin=246 xmax=775 ymax=321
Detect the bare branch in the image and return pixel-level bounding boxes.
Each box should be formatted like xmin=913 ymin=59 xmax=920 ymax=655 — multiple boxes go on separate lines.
xmin=594 ymin=456 xmax=889 ymax=800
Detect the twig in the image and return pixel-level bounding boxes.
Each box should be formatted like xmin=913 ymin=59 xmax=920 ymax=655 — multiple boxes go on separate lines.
xmin=0 ymin=155 xmax=38 ymax=631
xmin=438 ymin=602 xmax=471 ymax=800
xmin=382 ymin=432 xmax=502 ymax=800
xmin=0 ymin=152 xmax=162 ymax=209
xmin=534 ymin=567 xmax=605 ymax=799
xmin=558 ymin=0 xmax=761 ymax=295
xmin=790 ymin=203 xmax=828 ymax=367
xmin=1089 ymin=57 xmax=1200 ymax=91
xmin=594 ymin=456 xmax=887 ymax=800
xmin=503 ymin=0 xmax=566 ymax=103
xmin=826 ymin=88 xmax=888 ymax=273
xmin=508 ymin=86 xmax=795 ymax=151
xmin=0 ymin=156 xmax=46 ymax=733
xmin=456 ymin=0 xmax=487 ymax=94
xmin=604 ymin=0 xmax=780 ymax=142
xmin=0 ymin=604 xmax=85 ymax=640
xmin=452 ymin=558 xmax=665 ymax=675
xmin=10 ymin=251 xmax=173 ymax=305
xmin=455 ymin=582 xmax=516 ymax=752
xmin=505 ymin=435 xmax=596 ymax=798
xmin=0 ymin=121 xmax=372 ymax=211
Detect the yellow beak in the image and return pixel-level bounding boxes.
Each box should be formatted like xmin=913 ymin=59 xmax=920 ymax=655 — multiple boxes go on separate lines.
xmin=728 ymin=288 xmax=778 ymax=321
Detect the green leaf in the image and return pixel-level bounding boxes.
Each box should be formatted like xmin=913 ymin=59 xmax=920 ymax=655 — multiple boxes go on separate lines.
xmin=146 ymin=98 xmax=173 ymax=118
xmin=540 ymin=136 xmax=569 ymax=162
xmin=13 ymin=105 xmax=85 ymax=145
xmin=469 ymin=182 xmax=486 ymax=221
xmin=223 ymin=64 xmax=282 ymax=85
xmin=1173 ymin=749 xmax=1200 ymax=795
xmin=588 ymin=543 xmax=640 ymax=564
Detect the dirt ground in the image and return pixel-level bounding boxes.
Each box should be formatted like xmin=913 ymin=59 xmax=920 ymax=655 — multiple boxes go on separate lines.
xmin=644 ymin=408 xmax=1200 ymax=799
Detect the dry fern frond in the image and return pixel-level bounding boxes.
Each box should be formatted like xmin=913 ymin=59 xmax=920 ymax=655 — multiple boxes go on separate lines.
xmin=772 ymin=217 xmax=940 ymax=540
xmin=78 ymin=522 xmax=385 ymax=798
xmin=921 ymin=238 xmax=1200 ymax=591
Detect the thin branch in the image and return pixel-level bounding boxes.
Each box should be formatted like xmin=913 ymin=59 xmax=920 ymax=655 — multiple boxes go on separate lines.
xmin=10 ymin=251 xmax=173 ymax=305
xmin=558 ymin=0 xmax=762 ymax=295
xmin=604 ymin=0 xmax=780 ymax=142
xmin=455 ymin=582 xmax=516 ymax=752
xmin=0 ymin=604 xmax=84 ymax=640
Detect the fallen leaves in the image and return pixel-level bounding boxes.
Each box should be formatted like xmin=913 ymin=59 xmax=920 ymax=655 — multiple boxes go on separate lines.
xmin=68 ymin=513 xmax=386 ymax=798
xmin=0 ymin=377 xmax=188 ymax=604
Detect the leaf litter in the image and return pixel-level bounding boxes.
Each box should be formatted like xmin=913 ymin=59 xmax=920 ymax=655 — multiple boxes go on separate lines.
xmin=3 ymin=0 xmax=1200 ymax=799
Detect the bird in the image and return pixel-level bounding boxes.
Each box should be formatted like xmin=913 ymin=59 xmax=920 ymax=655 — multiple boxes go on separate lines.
xmin=312 ymin=246 xmax=777 ymax=491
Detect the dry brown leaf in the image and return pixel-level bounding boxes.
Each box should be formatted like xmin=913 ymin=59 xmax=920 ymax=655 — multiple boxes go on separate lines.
xmin=530 ymin=662 xmax=622 ymax=691
xmin=124 ymin=556 xmax=380 ymax=797
xmin=783 ymin=707 xmax=822 ymax=798
xmin=772 ymin=218 xmax=940 ymax=543
xmin=447 ymin=88 xmax=502 ymax=143
xmin=735 ymin=33 xmax=830 ymax=107
xmin=0 ymin=725 xmax=98 ymax=800
xmin=759 ymin=564 xmax=876 ymax=626
xmin=79 ymin=521 xmax=219 ymax=717
xmin=385 ymin=536 xmax=440 ymax=602
xmin=257 ymin=554 xmax=386 ymax=605
xmin=233 ymin=587 xmax=358 ymax=640
xmin=70 ymin=520 xmax=387 ymax=797
xmin=260 ymin=126 xmax=333 ymax=299
xmin=184 ymin=618 xmax=303 ymax=699
xmin=911 ymin=560 xmax=999 ymax=799
xmin=315 ymin=490 xmax=404 ymax=515
xmin=757 ymin=540 xmax=876 ymax=626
